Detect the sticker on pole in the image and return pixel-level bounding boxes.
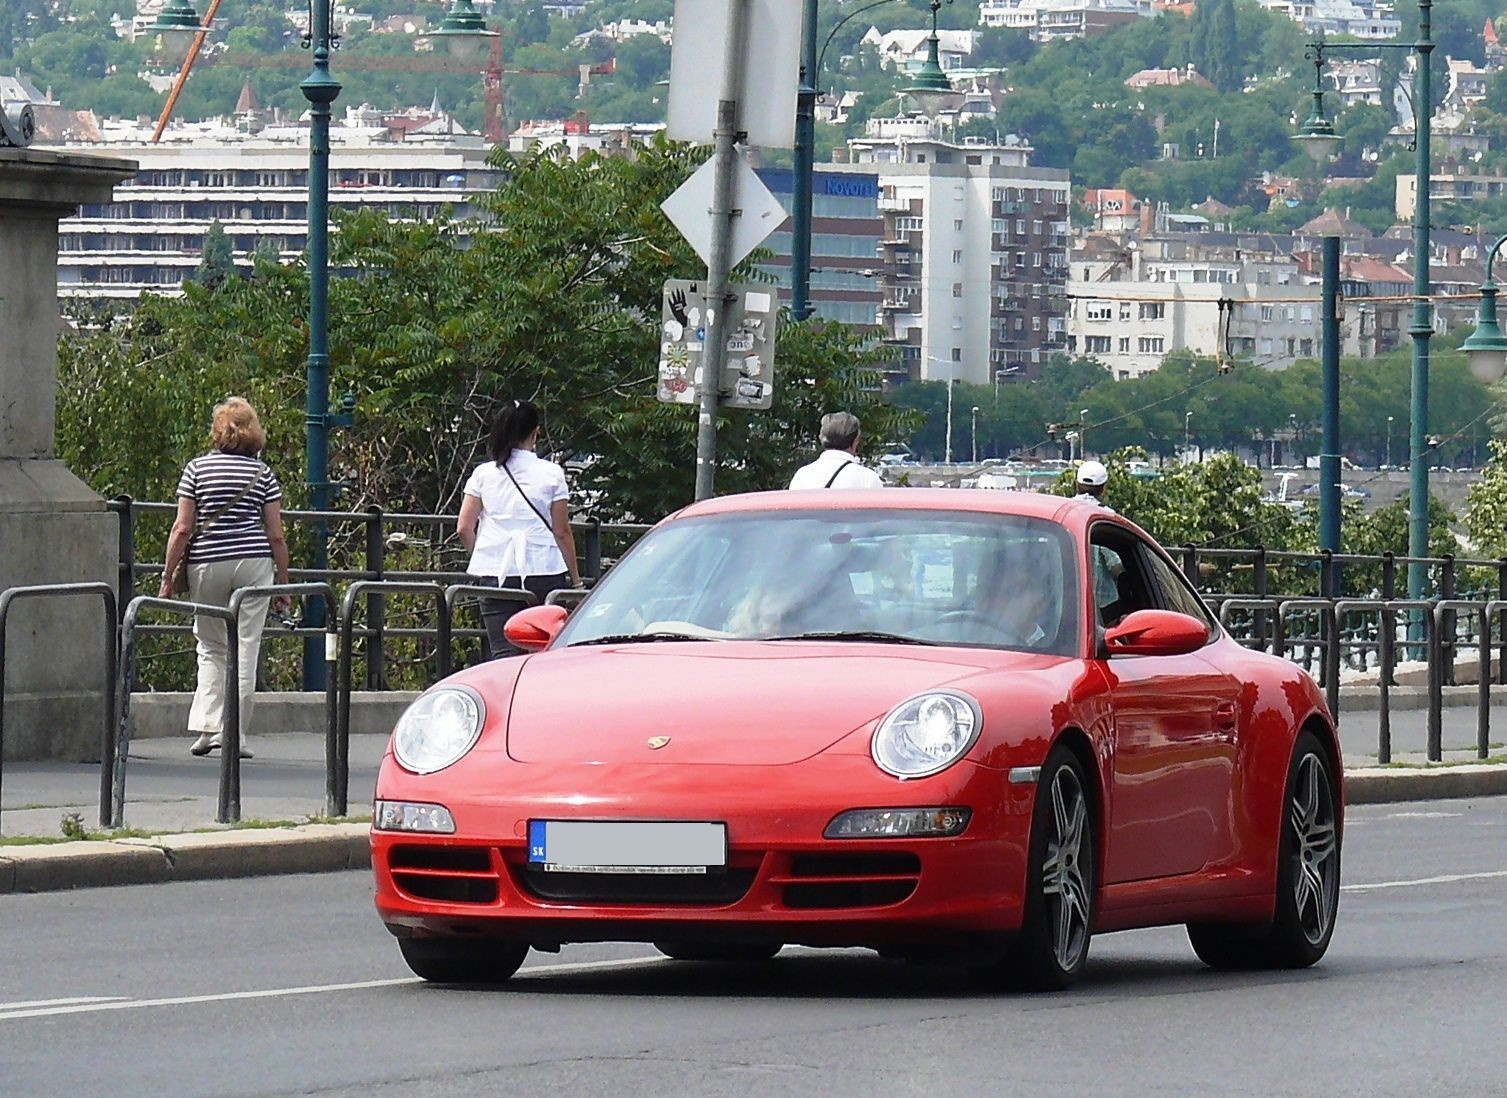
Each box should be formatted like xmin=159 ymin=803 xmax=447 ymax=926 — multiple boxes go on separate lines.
xmin=657 ymin=279 xmax=776 ymax=410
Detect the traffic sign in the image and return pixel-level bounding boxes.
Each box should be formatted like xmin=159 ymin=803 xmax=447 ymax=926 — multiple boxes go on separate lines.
xmin=660 ymin=152 xmax=788 ymax=271
xmin=657 ymin=279 xmax=777 ymax=410
xmin=665 ymin=0 xmax=802 ymax=149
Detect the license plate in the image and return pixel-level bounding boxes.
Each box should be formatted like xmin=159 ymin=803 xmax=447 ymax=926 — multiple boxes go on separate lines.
xmin=528 ymin=820 xmax=727 ymax=874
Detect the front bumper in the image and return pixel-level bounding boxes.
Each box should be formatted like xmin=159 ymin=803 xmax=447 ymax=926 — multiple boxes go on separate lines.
xmin=372 ymin=755 xmax=1036 ymax=950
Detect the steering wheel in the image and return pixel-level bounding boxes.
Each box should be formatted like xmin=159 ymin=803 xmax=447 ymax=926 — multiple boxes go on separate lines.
xmin=930 ymin=608 xmax=1021 ymax=644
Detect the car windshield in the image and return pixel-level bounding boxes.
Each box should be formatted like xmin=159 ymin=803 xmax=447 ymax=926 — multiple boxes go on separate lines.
xmin=555 ymin=509 xmax=1080 ymax=656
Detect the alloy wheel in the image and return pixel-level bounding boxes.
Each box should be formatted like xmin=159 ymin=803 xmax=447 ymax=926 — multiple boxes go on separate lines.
xmin=1041 ymin=765 xmax=1092 ymax=971
xmin=1289 ymin=752 xmax=1339 ymax=946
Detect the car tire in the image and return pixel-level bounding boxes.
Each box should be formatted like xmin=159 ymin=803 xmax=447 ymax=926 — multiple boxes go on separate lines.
xmin=1188 ymin=729 xmax=1341 ymax=970
xmin=973 ymin=744 xmax=1096 ymax=991
xmin=653 ymin=941 xmax=782 ymax=963
xmin=397 ymin=937 xmax=529 ymax=984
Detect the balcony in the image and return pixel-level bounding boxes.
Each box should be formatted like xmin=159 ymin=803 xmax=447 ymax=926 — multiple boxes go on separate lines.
xmin=878 ymin=195 xmax=910 ymax=212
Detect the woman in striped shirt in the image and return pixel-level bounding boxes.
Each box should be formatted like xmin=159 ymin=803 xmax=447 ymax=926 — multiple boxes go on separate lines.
xmin=159 ymin=398 xmax=291 ymax=759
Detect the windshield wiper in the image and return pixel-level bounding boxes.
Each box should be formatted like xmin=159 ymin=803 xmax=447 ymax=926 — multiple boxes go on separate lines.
xmin=567 ymin=631 xmax=715 ymax=647
xmin=765 ymin=630 xmax=936 ymax=646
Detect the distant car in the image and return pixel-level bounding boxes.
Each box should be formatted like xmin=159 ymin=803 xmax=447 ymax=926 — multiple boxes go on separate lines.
xmin=372 ymin=490 xmax=1343 ymax=990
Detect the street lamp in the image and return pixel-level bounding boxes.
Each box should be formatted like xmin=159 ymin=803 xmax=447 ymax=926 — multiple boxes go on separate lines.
xmin=429 ymin=0 xmax=497 ymax=61
xmin=791 ymin=0 xmax=958 ymax=319
xmin=1386 ymin=415 xmax=1395 ymax=468
xmin=971 ymin=405 xmax=980 ymax=464
xmin=1079 ymin=407 xmax=1089 ymax=458
xmin=1184 ymin=411 xmax=1192 ymax=456
xmin=287 ymin=0 xmax=487 ymax=684
xmin=1294 ymin=2 xmax=1433 ymax=598
xmin=148 ymin=0 xmax=202 ymax=66
xmin=901 ymin=0 xmax=966 ymax=120
xmin=1459 ymin=233 xmax=1507 ymax=385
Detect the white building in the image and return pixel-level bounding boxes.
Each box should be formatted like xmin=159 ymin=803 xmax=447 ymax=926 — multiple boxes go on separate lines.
xmin=978 ymin=0 xmax=1154 ymax=42
xmin=848 ymin=121 xmax=1070 ymax=382
xmin=41 ymin=116 xmax=498 ymax=299
xmin=1066 ymin=250 xmax=1322 ymax=378
xmin=1252 ymin=0 xmax=1400 ymax=40
xmin=860 ymin=26 xmax=977 ymax=71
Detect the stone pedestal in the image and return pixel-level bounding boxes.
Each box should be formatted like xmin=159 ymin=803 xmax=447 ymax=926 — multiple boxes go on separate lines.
xmin=1 ymin=149 xmax=135 ymax=761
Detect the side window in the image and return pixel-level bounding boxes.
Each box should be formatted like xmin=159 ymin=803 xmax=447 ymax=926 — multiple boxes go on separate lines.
xmin=1089 ymin=527 xmax=1157 ymax=627
xmin=1141 ymin=546 xmax=1217 ymax=630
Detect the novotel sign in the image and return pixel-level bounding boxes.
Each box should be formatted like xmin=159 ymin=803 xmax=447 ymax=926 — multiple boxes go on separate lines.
xmin=819 ymin=174 xmax=879 ymax=199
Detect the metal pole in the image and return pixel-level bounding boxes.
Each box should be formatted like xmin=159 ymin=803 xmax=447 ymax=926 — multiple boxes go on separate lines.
xmin=692 ymin=0 xmax=751 ymax=502
xmin=1407 ymin=0 xmax=1433 ymax=600
xmin=790 ymin=0 xmax=817 ymax=321
xmin=301 ymin=0 xmax=340 ymax=686
xmin=1319 ymin=236 xmax=1342 ymax=557
xmin=944 ymin=373 xmax=953 ymax=464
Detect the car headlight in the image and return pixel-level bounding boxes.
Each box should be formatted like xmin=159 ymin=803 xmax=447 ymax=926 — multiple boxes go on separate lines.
xmin=392 ymin=687 xmax=485 ymax=775
xmin=871 ymin=690 xmax=982 ymax=779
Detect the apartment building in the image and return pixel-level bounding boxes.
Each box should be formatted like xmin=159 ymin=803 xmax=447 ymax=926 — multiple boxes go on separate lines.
xmin=1252 ymin=0 xmax=1400 ymax=39
xmin=977 ymin=0 xmax=1153 ymax=42
xmin=1395 ymin=169 xmax=1507 ymax=220
xmin=44 ymin=117 xmax=498 ymax=298
xmin=848 ymin=121 xmax=1070 ymax=383
xmin=1066 ymin=244 xmax=1322 ymax=378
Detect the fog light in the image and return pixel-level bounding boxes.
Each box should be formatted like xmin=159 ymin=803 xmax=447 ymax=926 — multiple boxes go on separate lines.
xmin=824 ymin=807 xmax=971 ymax=839
xmin=374 ymin=800 xmax=456 ymax=833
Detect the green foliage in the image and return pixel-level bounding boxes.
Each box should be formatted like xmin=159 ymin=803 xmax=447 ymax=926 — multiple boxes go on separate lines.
xmin=1465 ymin=438 xmax=1507 ymax=559
xmin=194 ymin=222 xmax=237 ymax=288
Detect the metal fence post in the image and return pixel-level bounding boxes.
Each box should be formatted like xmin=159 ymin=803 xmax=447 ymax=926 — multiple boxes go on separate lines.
xmin=1253 ymin=546 xmax=1269 ymax=650
xmin=1497 ymin=559 xmax=1507 ymax=685
xmin=365 ymin=506 xmax=385 ymax=690
xmin=1181 ymin=544 xmax=1198 ymax=586
xmin=584 ymin=519 xmax=602 ymax=582
xmin=1441 ymin=554 xmax=1457 ymax=686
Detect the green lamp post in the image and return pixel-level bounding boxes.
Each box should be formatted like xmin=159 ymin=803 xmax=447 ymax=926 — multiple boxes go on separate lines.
xmin=901 ymin=0 xmax=965 ymax=119
xmin=1295 ymin=1 xmax=1433 ymax=600
xmin=149 ymin=0 xmax=202 ymax=66
xmin=430 ymin=0 xmax=498 ymax=62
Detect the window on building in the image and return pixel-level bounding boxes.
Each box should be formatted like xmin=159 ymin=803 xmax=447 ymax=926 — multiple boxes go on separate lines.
xmin=1033 ymin=220 xmax=1043 ymax=234
xmin=952 ymin=249 xmax=963 ymax=264
xmin=952 ymin=282 xmax=963 ymax=297
xmin=1300 ymin=305 xmax=1314 ymax=323
xmin=1261 ymin=305 xmax=1275 ymax=321
xmin=1086 ymin=336 xmax=1112 ymax=353
xmin=1118 ymin=337 xmax=1130 ymax=353
xmin=1139 ymin=302 xmax=1165 ymax=320
xmin=1032 ymin=252 xmax=1041 ymax=267
xmin=951 ymin=347 xmax=962 ymax=361
xmin=1032 ymin=316 xmax=1041 ymax=331
xmin=1300 ymin=339 xmax=1313 ymax=356
xmin=954 ymin=219 xmax=963 ymax=231
xmin=1016 ymin=219 xmax=1026 ymax=233
xmin=1086 ymin=302 xmax=1112 ymax=321
xmin=1138 ymin=337 xmax=1165 ymax=353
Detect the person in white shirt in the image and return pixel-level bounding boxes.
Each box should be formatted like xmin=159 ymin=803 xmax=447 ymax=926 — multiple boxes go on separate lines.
xmin=788 ymin=411 xmax=885 ymax=490
xmin=458 ymin=399 xmax=581 ymax=658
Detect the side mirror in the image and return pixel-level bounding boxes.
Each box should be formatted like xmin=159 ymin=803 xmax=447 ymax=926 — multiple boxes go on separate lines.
xmin=1103 ymin=609 xmax=1208 ymax=657
xmin=503 ymin=604 xmax=569 ymax=652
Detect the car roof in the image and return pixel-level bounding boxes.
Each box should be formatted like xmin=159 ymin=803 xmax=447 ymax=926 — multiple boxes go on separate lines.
xmin=677 ymin=489 xmax=1087 ymax=524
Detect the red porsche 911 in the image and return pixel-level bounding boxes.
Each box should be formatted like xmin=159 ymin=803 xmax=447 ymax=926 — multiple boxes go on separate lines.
xmin=371 ymin=490 xmax=1342 ymax=990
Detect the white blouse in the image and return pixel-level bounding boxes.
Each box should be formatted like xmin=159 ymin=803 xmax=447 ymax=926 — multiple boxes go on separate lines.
xmin=463 ymin=450 xmax=570 ymax=579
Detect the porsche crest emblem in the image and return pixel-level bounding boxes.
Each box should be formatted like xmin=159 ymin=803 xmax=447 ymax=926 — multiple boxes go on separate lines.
xmin=646 ymin=736 xmax=671 ymax=750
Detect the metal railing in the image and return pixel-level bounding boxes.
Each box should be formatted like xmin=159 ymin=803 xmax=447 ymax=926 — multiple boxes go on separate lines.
xmin=0 ymin=583 xmax=117 ymax=834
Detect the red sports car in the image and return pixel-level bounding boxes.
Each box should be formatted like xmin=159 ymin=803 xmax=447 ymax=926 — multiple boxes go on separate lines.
xmin=371 ymin=490 xmax=1342 ymax=990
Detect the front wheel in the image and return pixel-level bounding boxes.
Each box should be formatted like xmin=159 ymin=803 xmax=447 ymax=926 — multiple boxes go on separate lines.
xmin=398 ymin=937 xmax=529 ymax=984
xmin=973 ymin=744 xmax=1096 ymax=991
xmin=1188 ymin=729 xmax=1341 ymax=969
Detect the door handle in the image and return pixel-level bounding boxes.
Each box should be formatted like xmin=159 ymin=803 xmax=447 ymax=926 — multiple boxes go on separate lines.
xmin=1213 ymin=701 xmax=1237 ymax=731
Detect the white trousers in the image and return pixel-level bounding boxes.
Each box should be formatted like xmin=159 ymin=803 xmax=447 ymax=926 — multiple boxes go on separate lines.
xmin=186 ymin=557 xmax=275 ymax=739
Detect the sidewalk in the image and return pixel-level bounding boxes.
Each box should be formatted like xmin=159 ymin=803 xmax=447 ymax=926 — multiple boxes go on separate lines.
xmin=2 ymin=703 xmax=1505 ymax=894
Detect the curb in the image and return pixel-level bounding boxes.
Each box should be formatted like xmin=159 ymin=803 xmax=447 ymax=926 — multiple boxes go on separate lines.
xmin=0 ymin=823 xmax=370 ymax=895
xmin=1345 ymin=764 xmax=1507 ymax=804
xmin=4 ymin=765 xmax=1507 ymax=894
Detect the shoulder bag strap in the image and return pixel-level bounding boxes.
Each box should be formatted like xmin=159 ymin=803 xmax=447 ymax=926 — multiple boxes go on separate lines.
xmin=499 ymin=457 xmax=554 ymax=533
xmin=823 ymin=460 xmax=858 ymax=488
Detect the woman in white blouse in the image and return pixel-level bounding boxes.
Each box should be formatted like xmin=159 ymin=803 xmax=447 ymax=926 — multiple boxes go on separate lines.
xmin=458 ymin=399 xmax=581 ymax=658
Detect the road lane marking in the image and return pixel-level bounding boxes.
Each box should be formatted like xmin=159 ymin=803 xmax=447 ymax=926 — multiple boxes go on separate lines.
xmin=1343 ymin=870 xmax=1507 ymax=893
xmin=0 ymin=956 xmax=668 ymax=1022
xmin=0 ymin=996 xmax=128 ymax=1010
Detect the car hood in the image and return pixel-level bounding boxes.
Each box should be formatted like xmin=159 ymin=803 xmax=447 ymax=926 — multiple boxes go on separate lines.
xmin=504 ymin=641 xmax=1058 ymax=766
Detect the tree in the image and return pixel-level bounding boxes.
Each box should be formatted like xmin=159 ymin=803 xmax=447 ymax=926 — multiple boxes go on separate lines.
xmin=55 ymin=138 xmax=920 ymax=529
xmin=194 ymin=222 xmax=237 ymax=288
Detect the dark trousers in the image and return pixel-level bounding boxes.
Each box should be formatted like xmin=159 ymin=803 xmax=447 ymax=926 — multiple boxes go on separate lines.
xmin=472 ymin=572 xmax=570 ymax=659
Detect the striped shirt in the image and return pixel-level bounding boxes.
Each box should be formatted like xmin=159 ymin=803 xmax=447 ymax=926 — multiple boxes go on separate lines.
xmin=176 ymin=453 xmax=283 ymax=563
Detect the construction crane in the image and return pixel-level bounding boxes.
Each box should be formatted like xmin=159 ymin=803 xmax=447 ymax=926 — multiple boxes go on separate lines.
xmin=151 ymin=24 xmax=613 ymax=143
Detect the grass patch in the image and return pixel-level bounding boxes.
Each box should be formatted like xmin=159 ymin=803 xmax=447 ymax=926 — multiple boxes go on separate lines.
xmin=0 ymin=814 xmax=369 ymax=846
xmin=1374 ymin=755 xmax=1507 ymax=769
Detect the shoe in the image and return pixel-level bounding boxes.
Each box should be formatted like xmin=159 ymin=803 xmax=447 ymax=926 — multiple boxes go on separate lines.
xmin=190 ymin=733 xmax=215 ymax=757
xmin=205 ymin=736 xmax=254 ymax=760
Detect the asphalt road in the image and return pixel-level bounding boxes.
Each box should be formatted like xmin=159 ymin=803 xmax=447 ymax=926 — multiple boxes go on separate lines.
xmin=2 ymin=797 xmax=1505 ymax=1097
